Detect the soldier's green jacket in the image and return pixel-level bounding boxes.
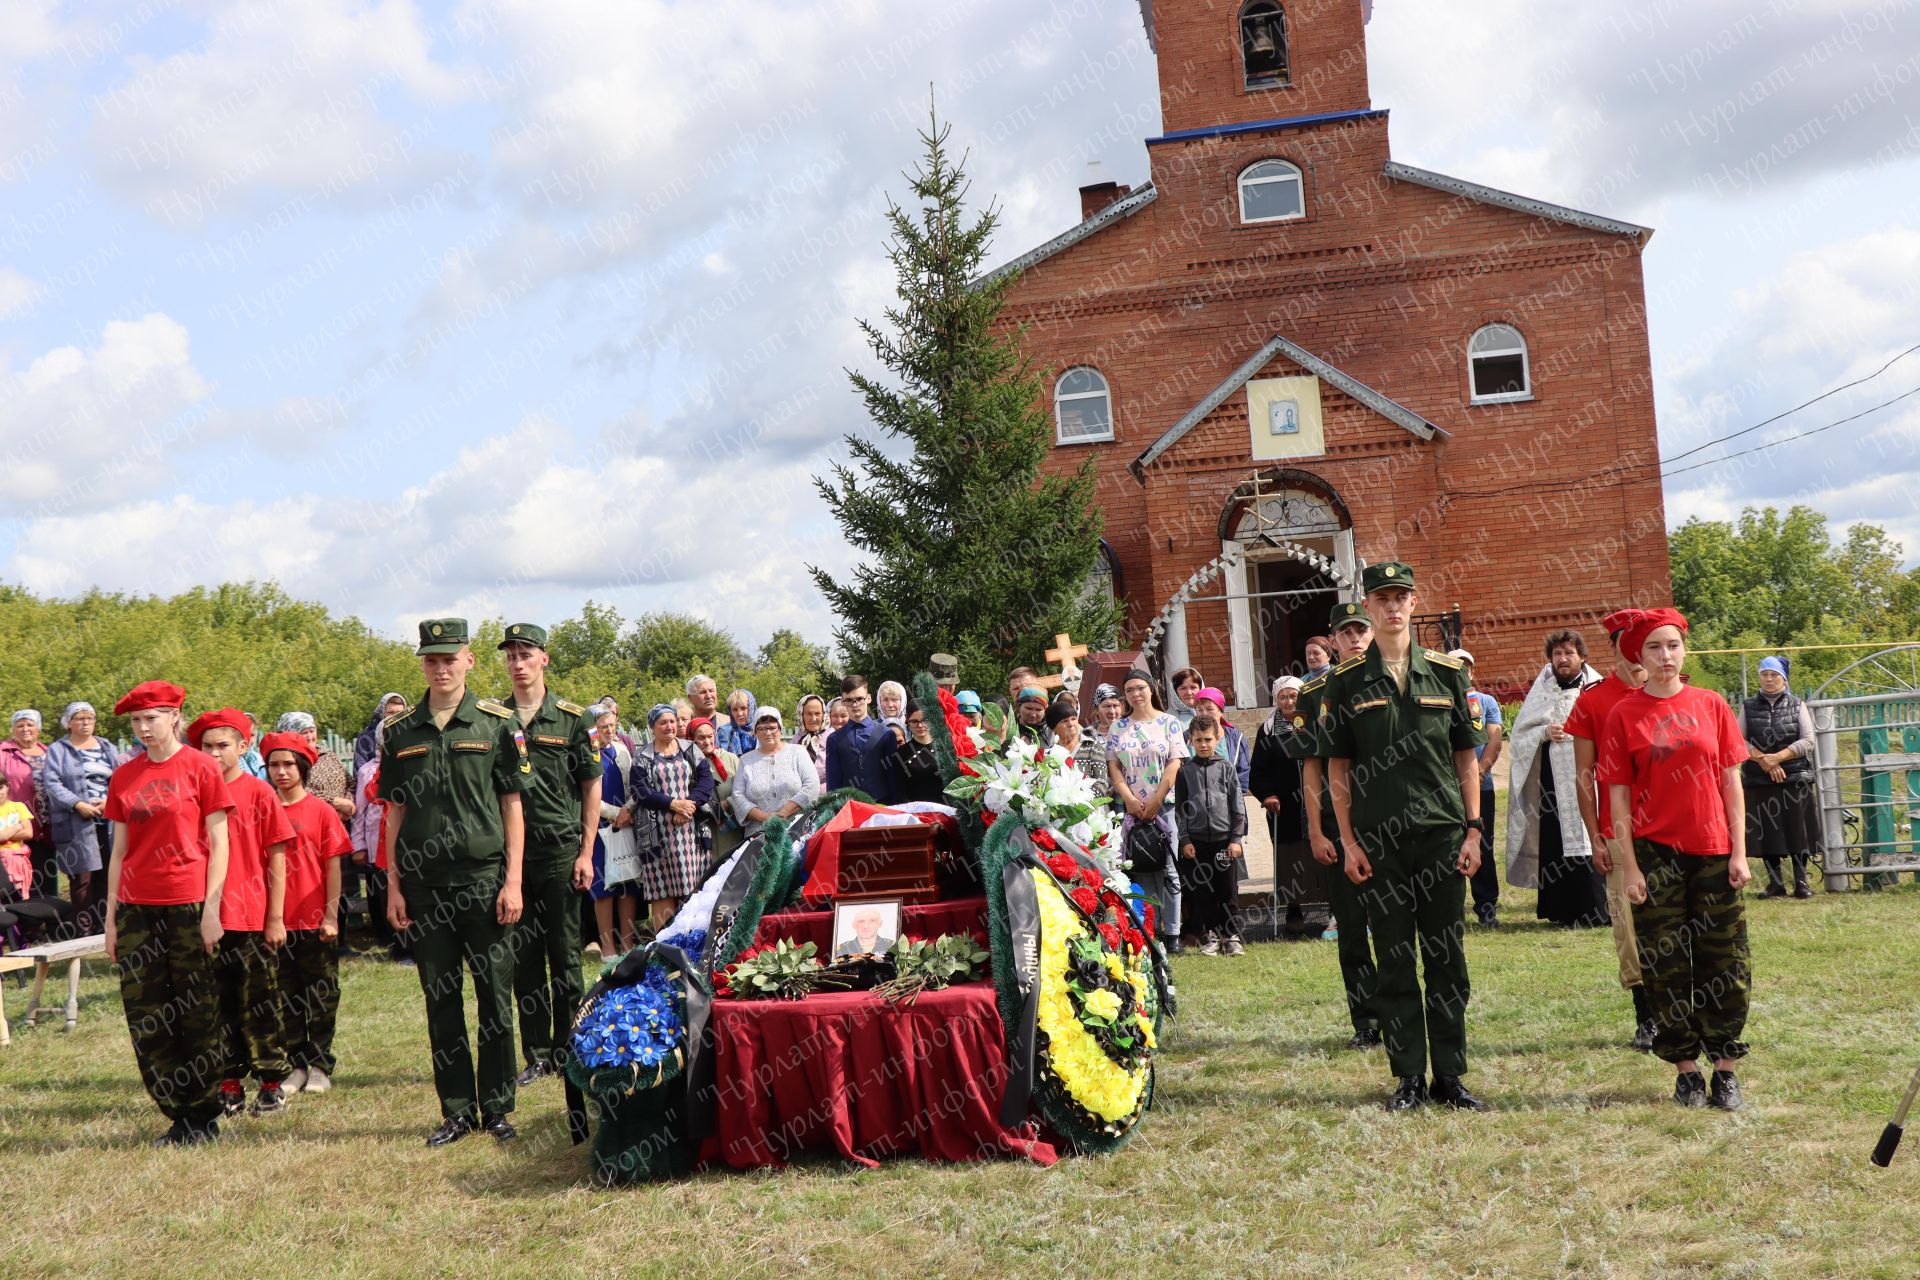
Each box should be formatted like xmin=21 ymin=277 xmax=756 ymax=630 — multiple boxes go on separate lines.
xmin=1319 ymin=646 xmax=1484 ymax=842
xmin=380 ymin=689 xmax=524 ymax=888
xmin=504 ymin=688 xmax=600 ymax=860
xmin=1283 ymin=674 xmax=1337 ymax=831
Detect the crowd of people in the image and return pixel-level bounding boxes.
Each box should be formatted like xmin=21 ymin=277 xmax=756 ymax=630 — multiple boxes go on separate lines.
xmin=0 ymin=571 xmax=1827 ymax=1143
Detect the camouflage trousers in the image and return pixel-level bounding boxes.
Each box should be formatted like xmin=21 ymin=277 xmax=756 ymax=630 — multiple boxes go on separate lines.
xmin=1631 ymin=840 xmax=1750 ymax=1064
xmin=216 ymin=931 xmax=288 ymax=1084
xmin=277 ymin=930 xmax=341 ymax=1073
xmin=115 ymin=902 xmax=222 ymax=1122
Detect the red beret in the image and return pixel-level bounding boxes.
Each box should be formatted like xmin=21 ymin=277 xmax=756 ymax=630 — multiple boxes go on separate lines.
xmin=185 ymin=708 xmax=250 ymax=749
xmin=114 ymin=681 xmax=186 ymax=715
xmin=1620 ymin=608 xmax=1688 ymax=665
xmin=1600 ymin=608 xmax=1645 ymax=640
xmin=259 ymin=731 xmax=317 ymax=766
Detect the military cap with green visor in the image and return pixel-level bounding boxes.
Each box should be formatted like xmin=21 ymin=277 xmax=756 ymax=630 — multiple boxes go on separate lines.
xmin=416 ymin=617 xmax=471 ymax=655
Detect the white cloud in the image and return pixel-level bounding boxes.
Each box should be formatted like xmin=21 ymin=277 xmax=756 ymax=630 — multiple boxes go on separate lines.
xmin=1658 ymin=226 xmax=1920 ymax=553
xmin=0 ymin=313 xmax=213 ymax=513
xmin=0 ymin=267 xmax=41 ymax=318
xmin=89 ymin=0 xmax=473 ymax=225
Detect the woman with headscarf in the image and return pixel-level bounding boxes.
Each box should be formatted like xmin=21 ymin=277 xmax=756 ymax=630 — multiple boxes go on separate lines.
xmin=733 ymin=706 xmax=822 ymax=835
xmin=1092 ymin=684 xmax=1125 ymax=737
xmin=42 ymin=701 xmax=124 ymax=937
xmin=718 ymin=689 xmax=759 ymax=756
xmin=629 ymin=705 xmax=715 ymax=934
xmin=104 ymin=680 xmax=236 ymax=1144
xmin=354 ymin=692 xmax=409 ymax=774
xmin=685 ymin=715 xmax=743 ymax=863
xmin=1107 ymin=668 xmax=1188 ymax=951
xmin=1601 ymin=608 xmax=1752 ymax=1112
xmin=1738 ymin=655 xmax=1818 ymax=899
xmin=1 ymin=709 xmax=52 ymax=896
xmin=1049 ymin=700 xmax=1109 ymax=800
xmin=791 ymin=694 xmax=831 ymax=787
xmin=876 ymin=680 xmax=908 ymax=724
xmin=1251 ymin=676 xmax=1315 ymax=936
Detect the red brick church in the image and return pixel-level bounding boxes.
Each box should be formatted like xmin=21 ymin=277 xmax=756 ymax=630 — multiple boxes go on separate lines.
xmin=992 ymin=0 xmax=1671 ymax=702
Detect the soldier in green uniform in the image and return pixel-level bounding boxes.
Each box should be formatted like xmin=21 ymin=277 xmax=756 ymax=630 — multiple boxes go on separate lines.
xmin=381 ymin=618 xmax=528 ymax=1147
xmin=497 ymin=622 xmax=602 ymax=1087
xmin=1322 ymin=563 xmax=1488 ymax=1113
xmin=1289 ymin=600 xmax=1380 ymax=1049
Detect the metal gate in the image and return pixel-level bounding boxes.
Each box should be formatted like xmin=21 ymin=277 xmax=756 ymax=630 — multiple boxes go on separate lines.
xmin=1810 ymin=644 xmax=1920 ymax=890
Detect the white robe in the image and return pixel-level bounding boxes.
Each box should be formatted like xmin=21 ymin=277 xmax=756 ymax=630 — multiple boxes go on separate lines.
xmin=1504 ymin=663 xmax=1600 ymax=889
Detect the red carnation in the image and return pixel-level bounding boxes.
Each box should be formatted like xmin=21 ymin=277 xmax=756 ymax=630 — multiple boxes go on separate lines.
xmin=1032 ymin=828 xmax=1058 ymax=851
xmin=1045 ymin=853 xmax=1078 ymax=881
xmin=1123 ymin=927 xmax=1146 ymax=952
xmin=1098 ymin=923 xmax=1122 ymax=950
xmin=1075 ymin=865 xmax=1103 ymax=889
xmin=1070 ymin=887 xmax=1100 ymax=915
xmin=1143 ymin=904 xmax=1157 ymax=934
xmin=982 ymin=809 xmax=998 ymax=828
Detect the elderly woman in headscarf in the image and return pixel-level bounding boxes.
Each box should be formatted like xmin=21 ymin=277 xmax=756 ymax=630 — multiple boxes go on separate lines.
xmin=791 ymin=694 xmax=831 ymax=786
xmin=1738 ymin=654 xmax=1819 ymax=899
xmin=1251 ymin=676 xmax=1317 ymax=936
xmin=876 ymin=680 xmax=908 ymax=724
xmin=41 ymin=701 xmax=124 ymax=936
xmin=354 ymin=692 xmax=409 ymax=774
xmin=630 ymin=704 xmax=715 ymax=933
xmin=1 ymin=709 xmax=52 ymax=896
xmin=276 ymin=712 xmax=353 ymax=823
xmin=718 ymin=688 xmax=759 ymax=756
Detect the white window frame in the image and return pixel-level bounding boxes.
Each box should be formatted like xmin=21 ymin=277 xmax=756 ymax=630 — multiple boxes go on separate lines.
xmin=1468 ymin=324 xmax=1532 ymax=404
xmin=1237 ymin=159 xmax=1305 ymax=225
xmin=1054 ymin=367 xmax=1113 ymax=444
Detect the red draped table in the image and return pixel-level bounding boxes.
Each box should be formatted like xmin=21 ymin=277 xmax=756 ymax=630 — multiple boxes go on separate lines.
xmin=698 ymin=978 xmax=1056 ymax=1169
xmin=703 ymin=895 xmax=1050 ymax=1170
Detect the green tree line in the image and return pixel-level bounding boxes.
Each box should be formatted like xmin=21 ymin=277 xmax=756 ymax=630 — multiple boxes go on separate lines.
xmin=1670 ymin=505 xmax=1920 ymax=694
xmin=0 ymin=584 xmax=837 ymax=739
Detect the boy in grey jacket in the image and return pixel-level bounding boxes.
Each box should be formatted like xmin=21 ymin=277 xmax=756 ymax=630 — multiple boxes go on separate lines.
xmin=1176 ymin=720 xmax=1248 ymax=955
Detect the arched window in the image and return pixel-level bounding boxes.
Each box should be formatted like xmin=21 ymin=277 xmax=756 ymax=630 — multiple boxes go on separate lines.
xmin=1240 ymin=2 xmax=1290 ymax=88
xmin=1469 ymin=324 xmax=1532 ymax=403
xmin=1237 ymin=159 xmax=1305 ymax=224
xmin=1055 ymin=367 xmax=1113 ymax=443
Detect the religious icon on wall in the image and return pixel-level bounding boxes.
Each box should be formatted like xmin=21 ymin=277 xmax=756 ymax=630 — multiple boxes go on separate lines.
xmin=1269 ymin=398 xmax=1300 ymax=435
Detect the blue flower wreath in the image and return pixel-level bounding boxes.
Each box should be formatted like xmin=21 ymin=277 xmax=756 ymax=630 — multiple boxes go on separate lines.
xmin=572 ymin=965 xmax=684 ymax=1073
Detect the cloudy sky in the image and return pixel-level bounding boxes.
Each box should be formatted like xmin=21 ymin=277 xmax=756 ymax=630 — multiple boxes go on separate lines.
xmin=3 ymin=0 xmax=1916 ymax=650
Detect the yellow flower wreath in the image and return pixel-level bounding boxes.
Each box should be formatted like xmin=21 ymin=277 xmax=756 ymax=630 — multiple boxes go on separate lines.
xmin=1028 ymin=867 xmax=1155 ymax=1124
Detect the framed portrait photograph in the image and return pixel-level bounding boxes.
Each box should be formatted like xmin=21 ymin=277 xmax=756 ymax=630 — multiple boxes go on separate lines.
xmin=831 ymin=898 xmax=903 ymax=960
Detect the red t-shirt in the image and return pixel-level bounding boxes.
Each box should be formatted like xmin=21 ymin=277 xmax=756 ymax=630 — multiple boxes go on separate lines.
xmin=281 ymin=792 xmax=353 ymax=931
xmin=1596 ymin=685 xmax=1748 ymax=856
xmin=105 ymin=748 xmax=237 ymax=906
xmin=1564 ymin=673 xmax=1640 ymax=840
xmin=220 ymin=773 xmax=296 ymax=932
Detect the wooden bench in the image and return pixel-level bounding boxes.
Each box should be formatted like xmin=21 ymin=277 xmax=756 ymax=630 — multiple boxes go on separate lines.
xmin=0 ymin=935 xmax=109 ymax=1046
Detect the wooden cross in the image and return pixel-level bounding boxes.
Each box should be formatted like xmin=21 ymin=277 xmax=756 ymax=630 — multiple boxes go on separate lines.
xmin=1036 ymin=632 xmax=1090 ymax=690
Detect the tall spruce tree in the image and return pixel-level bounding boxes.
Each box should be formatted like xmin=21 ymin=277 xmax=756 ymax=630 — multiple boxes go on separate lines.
xmin=810 ymin=109 xmax=1118 ymax=690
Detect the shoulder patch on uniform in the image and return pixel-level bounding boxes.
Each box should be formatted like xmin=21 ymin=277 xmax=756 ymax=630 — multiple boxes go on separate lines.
xmin=1332 ymin=656 xmax=1364 ymax=674
xmin=475 ymin=698 xmax=512 ymax=718
xmin=382 ymin=708 xmax=411 ymax=729
xmin=1424 ymin=649 xmax=1463 ymax=670
xmin=556 ymin=698 xmax=584 ymax=715
xmin=1302 ymin=675 xmax=1328 ymax=693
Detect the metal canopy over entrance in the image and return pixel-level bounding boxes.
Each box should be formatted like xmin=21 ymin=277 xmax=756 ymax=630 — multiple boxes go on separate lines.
xmin=1809 ymin=645 xmax=1920 ymax=889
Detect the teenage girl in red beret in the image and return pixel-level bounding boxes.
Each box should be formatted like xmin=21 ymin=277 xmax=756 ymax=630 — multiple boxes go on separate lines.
xmin=103 ymin=681 xmax=236 ymax=1144
xmin=1598 ymin=610 xmax=1753 ymax=1111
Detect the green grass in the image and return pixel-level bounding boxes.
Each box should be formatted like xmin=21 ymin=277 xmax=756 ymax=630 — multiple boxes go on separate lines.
xmin=7 ymin=885 xmax=1920 ymax=1279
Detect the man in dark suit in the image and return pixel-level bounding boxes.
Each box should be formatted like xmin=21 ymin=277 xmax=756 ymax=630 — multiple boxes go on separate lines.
xmin=825 ymin=676 xmax=893 ymax=795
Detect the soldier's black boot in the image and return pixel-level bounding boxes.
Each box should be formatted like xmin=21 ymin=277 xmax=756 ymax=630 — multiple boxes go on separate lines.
xmin=1708 ymin=1070 xmax=1744 ymax=1112
xmin=1630 ymin=986 xmax=1656 ymax=1053
xmin=1673 ymin=1071 xmax=1707 ymax=1108
xmin=1430 ymin=1076 xmax=1491 ymax=1112
xmin=1388 ymin=1076 xmax=1428 ymax=1112
xmin=426 ymin=1113 xmax=477 ymax=1148
xmin=481 ymin=1113 xmax=518 ymax=1142
xmin=1346 ymin=1026 xmax=1383 ymax=1050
